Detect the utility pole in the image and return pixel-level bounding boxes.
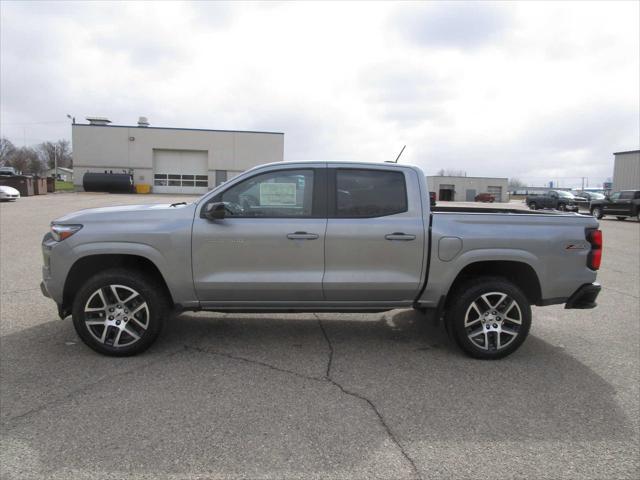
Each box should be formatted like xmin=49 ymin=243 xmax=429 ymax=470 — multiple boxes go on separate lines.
xmin=54 ymin=144 xmax=57 ymax=181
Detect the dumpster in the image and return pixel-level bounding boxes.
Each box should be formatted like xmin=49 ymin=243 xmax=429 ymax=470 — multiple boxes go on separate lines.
xmin=0 ymin=176 xmax=34 ymax=196
xmin=33 ymin=176 xmax=48 ymax=195
xmin=47 ymin=177 xmax=56 ymax=192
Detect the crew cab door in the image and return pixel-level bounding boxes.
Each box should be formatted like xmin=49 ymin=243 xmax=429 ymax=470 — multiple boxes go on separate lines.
xmin=192 ymin=165 xmax=327 ymax=304
xmin=603 ymin=192 xmax=621 ymax=214
xmin=323 ymin=167 xmax=425 ymax=302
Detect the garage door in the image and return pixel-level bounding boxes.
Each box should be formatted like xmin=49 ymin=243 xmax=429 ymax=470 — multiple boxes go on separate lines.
xmin=153 ymin=150 xmax=209 ymax=194
xmin=487 ymin=186 xmax=502 ymax=201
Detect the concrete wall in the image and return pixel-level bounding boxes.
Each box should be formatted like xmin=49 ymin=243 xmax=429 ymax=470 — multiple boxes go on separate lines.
xmin=72 ymin=124 xmax=284 ymax=189
xmin=426 ymin=176 xmax=509 ymax=202
xmin=613 ymin=151 xmax=640 ymax=192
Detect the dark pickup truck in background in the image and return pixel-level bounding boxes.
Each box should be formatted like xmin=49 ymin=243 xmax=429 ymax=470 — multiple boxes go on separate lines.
xmin=526 ymin=190 xmax=579 ymax=212
xmin=590 ymin=190 xmax=640 ymax=221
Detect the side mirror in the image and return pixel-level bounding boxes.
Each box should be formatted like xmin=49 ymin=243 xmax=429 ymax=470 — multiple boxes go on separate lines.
xmin=202 ymin=202 xmax=226 ymax=220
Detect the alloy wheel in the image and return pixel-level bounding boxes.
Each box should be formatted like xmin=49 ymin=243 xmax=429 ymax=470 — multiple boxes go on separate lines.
xmin=463 ymin=292 xmax=522 ymax=351
xmin=83 ymin=285 xmax=149 ymax=347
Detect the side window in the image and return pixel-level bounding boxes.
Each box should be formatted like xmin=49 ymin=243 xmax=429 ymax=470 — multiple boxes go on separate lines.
xmin=609 ymin=192 xmax=621 ymax=201
xmin=619 ymin=191 xmax=633 ymax=200
xmin=336 ymin=169 xmax=407 ymax=218
xmin=215 ymin=169 xmax=314 ymax=218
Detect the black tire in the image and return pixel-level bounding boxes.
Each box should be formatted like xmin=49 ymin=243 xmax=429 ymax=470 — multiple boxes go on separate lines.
xmin=445 ymin=276 xmax=532 ymax=360
xmin=72 ymin=268 xmax=170 ymax=356
xmin=591 ymin=206 xmax=604 ymax=219
xmin=528 ymin=202 xmax=537 ymax=210
xmin=616 ymin=216 xmax=626 ymax=221
xmin=558 ymin=203 xmax=567 ymax=211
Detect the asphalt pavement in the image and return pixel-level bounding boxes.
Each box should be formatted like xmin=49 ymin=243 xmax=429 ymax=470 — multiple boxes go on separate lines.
xmin=1 ymin=193 xmax=638 ymax=479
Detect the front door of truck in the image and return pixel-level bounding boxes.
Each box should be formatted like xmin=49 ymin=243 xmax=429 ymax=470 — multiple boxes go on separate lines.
xmin=192 ymin=166 xmax=327 ymax=304
xmin=323 ymin=167 xmax=425 ymax=303
xmin=603 ymin=192 xmax=621 ymax=214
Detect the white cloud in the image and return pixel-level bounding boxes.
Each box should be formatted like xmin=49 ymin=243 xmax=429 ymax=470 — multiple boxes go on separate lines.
xmin=0 ymin=0 xmax=638 ymax=187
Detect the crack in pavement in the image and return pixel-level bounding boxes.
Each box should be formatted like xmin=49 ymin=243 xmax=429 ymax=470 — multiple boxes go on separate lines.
xmin=315 ymin=314 xmax=421 ymax=480
xmin=186 ymin=338 xmax=421 ymax=479
xmin=1 ymin=348 xmax=185 ymax=430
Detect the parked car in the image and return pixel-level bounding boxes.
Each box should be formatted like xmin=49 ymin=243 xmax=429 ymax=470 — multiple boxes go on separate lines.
xmin=590 ymin=190 xmax=640 ymax=221
xmin=526 ymin=190 xmax=579 ymax=212
xmin=0 ymin=166 xmax=18 ymax=177
xmin=572 ymin=190 xmax=605 ymax=209
xmin=0 ymin=185 xmax=20 ymax=201
xmin=429 ymin=191 xmax=436 ymax=207
xmin=41 ymin=161 xmax=602 ymax=360
xmin=475 ymin=192 xmax=495 ymax=203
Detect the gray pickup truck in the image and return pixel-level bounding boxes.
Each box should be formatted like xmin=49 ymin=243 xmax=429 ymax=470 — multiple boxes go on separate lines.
xmin=41 ymin=161 xmax=602 ymax=359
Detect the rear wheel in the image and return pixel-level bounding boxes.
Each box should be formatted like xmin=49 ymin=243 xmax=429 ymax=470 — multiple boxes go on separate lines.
xmin=446 ymin=277 xmax=531 ymax=359
xmin=72 ymin=268 xmax=169 ymax=356
xmin=616 ymin=216 xmax=626 ymax=221
xmin=528 ymin=202 xmax=537 ymax=210
xmin=558 ymin=203 xmax=567 ymax=211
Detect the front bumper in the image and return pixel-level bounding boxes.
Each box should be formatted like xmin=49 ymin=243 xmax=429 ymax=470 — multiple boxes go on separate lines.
xmin=40 ymin=280 xmax=50 ymax=298
xmin=565 ymin=282 xmax=601 ymax=309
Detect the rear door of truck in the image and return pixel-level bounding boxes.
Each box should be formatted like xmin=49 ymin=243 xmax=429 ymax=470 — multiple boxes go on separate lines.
xmin=322 ymin=166 xmax=425 ymax=302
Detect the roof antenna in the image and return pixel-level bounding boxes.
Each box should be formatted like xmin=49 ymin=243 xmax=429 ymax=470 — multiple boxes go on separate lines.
xmin=386 ymin=145 xmax=406 ymax=163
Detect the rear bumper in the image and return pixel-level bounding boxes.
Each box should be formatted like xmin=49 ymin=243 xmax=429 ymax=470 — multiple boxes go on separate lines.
xmin=565 ymin=283 xmax=601 ymax=309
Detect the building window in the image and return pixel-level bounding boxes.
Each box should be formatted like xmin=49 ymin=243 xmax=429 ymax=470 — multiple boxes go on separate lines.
xmin=154 ymin=173 xmax=208 ymax=188
xmin=215 ymin=170 xmax=228 ymax=187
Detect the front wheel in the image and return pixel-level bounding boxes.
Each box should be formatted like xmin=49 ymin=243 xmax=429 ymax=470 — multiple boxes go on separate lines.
xmin=616 ymin=216 xmax=626 ymax=221
xmin=72 ymin=268 xmax=169 ymax=356
xmin=528 ymin=202 xmax=537 ymax=210
xmin=591 ymin=207 xmax=604 ymax=219
xmin=446 ymin=277 xmax=532 ymax=359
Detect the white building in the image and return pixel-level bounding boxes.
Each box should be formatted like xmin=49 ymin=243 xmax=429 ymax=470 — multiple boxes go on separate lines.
xmin=612 ymin=150 xmax=640 ymax=192
xmin=426 ymin=175 xmax=509 ymax=202
xmin=72 ymin=117 xmax=284 ymax=194
xmin=47 ymin=167 xmax=73 ymax=182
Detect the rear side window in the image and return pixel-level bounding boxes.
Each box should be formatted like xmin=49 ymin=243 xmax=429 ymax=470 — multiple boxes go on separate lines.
xmin=619 ymin=191 xmax=634 ymax=200
xmin=336 ymin=169 xmax=407 ymax=218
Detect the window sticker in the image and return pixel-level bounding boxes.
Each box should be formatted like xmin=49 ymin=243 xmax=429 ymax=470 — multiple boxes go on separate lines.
xmin=260 ymin=183 xmax=297 ymax=206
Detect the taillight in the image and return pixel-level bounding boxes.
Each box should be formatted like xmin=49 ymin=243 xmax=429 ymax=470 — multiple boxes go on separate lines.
xmin=586 ymin=228 xmax=603 ymax=270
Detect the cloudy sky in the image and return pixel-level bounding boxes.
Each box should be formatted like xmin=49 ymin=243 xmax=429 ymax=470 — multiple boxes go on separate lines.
xmin=1 ymin=1 xmax=638 ymax=187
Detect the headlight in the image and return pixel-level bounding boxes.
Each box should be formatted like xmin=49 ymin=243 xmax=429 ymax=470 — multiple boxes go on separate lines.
xmin=51 ymin=224 xmax=83 ymax=241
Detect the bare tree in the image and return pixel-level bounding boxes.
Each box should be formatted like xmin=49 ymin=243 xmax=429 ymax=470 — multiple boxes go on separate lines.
xmin=6 ymin=147 xmax=41 ymax=174
xmin=0 ymin=137 xmax=16 ymax=166
xmin=508 ymin=177 xmax=526 ymax=190
xmin=38 ymin=139 xmax=72 ymax=169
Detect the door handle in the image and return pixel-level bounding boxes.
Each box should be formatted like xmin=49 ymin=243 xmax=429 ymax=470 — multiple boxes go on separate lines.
xmin=385 ymin=232 xmax=416 ymax=241
xmin=287 ymin=231 xmax=319 ymax=240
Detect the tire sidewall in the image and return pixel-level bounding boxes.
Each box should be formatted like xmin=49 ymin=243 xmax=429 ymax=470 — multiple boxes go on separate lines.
xmin=447 ymin=278 xmax=532 ymax=359
xmin=72 ymin=269 xmax=167 ymax=356
xmin=592 ymin=207 xmax=603 ymax=219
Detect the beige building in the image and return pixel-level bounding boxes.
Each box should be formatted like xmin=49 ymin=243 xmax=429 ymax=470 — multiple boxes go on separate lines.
xmin=72 ymin=117 xmax=284 ymax=194
xmin=612 ymin=150 xmax=640 ymax=192
xmin=427 ymin=175 xmax=509 ymax=202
